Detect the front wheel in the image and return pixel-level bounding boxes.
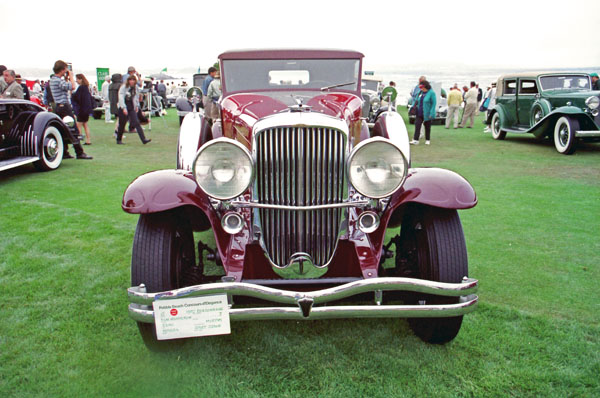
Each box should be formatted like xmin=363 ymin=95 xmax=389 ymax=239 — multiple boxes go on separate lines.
xmin=554 ymin=116 xmax=578 ymax=155
xmin=399 ymin=205 xmax=469 ymax=344
xmin=131 ymin=211 xmax=199 ymax=349
xmin=34 ymin=125 xmax=64 ymax=171
xmin=490 ymin=112 xmax=506 ymax=140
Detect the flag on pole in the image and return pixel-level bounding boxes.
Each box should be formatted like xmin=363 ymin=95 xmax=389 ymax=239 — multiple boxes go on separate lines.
xmin=161 ymin=67 xmax=167 ymax=72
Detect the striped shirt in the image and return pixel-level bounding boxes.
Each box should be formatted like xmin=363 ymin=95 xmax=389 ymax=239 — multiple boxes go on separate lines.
xmin=49 ymin=75 xmax=72 ymax=104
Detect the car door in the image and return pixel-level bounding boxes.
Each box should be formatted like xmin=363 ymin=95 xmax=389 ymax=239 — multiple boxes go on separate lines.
xmin=517 ymin=79 xmax=539 ymax=127
xmin=499 ymin=79 xmax=517 ymax=126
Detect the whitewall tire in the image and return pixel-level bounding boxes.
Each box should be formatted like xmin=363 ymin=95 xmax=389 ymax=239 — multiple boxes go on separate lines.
xmin=491 ymin=112 xmax=506 ymax=140
xmin=34 ymin=125 xmax=64 ymax=171
xmin=553 ymin=116 xmax=578 ymax=155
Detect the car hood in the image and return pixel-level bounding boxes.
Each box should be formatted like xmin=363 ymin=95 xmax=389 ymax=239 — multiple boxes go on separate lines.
xmin=542 ymin=90 xmax=600 ymax=99
xmin=221 ymin=91 xmax=362 ymax=127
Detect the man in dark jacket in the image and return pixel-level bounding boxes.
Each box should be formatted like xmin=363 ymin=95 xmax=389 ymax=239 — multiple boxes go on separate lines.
xmin=109 ymin=73 xmax=122 ymax=117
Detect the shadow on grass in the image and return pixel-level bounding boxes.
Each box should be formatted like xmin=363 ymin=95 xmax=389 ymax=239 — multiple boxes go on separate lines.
xmin=502 ymin=135 xmax=600 ymax=154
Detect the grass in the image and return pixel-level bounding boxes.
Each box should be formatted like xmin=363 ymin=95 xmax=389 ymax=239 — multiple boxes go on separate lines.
xmin=0 ymin=108 xmax=599 ymax=397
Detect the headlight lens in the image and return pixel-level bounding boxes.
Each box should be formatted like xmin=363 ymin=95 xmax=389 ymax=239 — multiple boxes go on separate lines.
xmin=192 ymin=138 xmax=253 ymax=200
xmin=585 ymin=96 xmax=599 ymax=110
xmin=348 ymin=138 xmax=408 ymax=198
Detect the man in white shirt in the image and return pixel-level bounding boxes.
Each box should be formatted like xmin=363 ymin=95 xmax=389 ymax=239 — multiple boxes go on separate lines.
xmin=459 ymin=81 xmax=479 ymax=128
xmin=102 ymin=75 xmax=113 ymax=123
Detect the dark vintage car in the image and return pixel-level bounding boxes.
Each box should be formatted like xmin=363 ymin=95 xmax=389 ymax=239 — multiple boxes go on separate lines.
xmin=360 ymin=75 xmax=382 ymax=125
xmin=124 ymin=49 xmax=479 ymax=349
xmin=488 ymin=72 xmax=600 ymax=154
xmin=0 ymin=99 xmax=76 ymax=172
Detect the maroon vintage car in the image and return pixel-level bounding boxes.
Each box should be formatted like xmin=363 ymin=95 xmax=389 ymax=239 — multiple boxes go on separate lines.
xmin=124 ymin=49 xmax=479 ymax=348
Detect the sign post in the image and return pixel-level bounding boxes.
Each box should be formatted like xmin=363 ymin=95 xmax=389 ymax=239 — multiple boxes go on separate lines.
xmin=96 ymin=68 xmax=110 ymax=90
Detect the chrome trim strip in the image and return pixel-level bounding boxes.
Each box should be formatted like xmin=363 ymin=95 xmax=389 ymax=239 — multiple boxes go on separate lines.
xmin=231 ymin=200 xmax=369 ymax=211
xmin=575 ymin=130 xmax=600 ymax=137
xmin=128 ymin=277 xmax=478 ymax=306
xmin=0 ymin=156 xmax=38 ymax=172
xmin=129 ymin=296 xmax=478 ymax=323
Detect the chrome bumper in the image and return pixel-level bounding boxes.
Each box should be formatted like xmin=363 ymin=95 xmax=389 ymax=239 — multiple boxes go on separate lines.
xmin=128 ymin=277 xmax=478 ymax=323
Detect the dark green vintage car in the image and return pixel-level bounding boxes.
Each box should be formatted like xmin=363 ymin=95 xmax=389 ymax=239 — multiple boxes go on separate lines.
xmin=488 ymin=72 xmax=600 ymax=154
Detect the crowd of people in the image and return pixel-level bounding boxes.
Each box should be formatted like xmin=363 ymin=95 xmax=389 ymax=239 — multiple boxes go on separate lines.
xmin=408 ymin=76 xmax=503 ymax=145
xmin=0 ymin=61 xmax=165 ymax=149
xmin=2 ymin=62 xmax=599 ymax=153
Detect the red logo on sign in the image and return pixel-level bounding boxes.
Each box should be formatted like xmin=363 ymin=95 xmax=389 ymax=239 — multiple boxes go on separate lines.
xmin=170 ymin=309 xmax=178 ymax=316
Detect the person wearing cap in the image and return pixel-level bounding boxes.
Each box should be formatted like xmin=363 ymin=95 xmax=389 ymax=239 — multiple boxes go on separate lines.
xmin=15 ymin=74 xmax=30 ymax=101
xmin=591 ymin=73 xmax=600 ymax=90
xmin=122 ymin=66 xmax=148 ymax=130
xmin=116 ymin=74 xmax=151 ymax=145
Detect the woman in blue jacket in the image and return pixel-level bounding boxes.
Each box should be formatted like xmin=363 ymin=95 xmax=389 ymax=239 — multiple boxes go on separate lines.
xmin=409 ymin=80 xmax=436 ymax=145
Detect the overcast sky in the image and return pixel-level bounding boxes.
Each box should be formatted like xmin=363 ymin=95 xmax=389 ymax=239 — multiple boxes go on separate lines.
xmin=2 ymin=0 xmax=599 ymax=76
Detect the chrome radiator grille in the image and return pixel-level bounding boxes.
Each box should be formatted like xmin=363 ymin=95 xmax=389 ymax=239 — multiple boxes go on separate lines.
xmin=255 ymin=126 xmax=346 ymax=268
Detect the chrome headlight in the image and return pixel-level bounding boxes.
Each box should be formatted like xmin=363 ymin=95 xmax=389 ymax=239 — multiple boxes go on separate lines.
xmin=348 ymin=138 xmax=408 ymax=198
xmin=62 ymin=116 xmax=75 ymax=127
xmin=192 ymin=138 xmax=253 ymax=200
xmin=371 ymin=97 xmax=381 ymax=112
xmin=585 ymin=96 xmax=599 ymax=110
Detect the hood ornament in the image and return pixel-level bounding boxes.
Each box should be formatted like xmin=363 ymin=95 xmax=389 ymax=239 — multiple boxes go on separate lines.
xmin=289 ymin=94 xmax=312 ymax=112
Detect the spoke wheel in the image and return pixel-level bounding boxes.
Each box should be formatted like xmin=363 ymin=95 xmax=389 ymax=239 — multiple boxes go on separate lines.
xmin=531 ymin=105 xmax=544 ymax=126
xmin=553 ymin=116 xmax=578 ymax=155
xmin=399 ymin=205 xmax=469 ymax=344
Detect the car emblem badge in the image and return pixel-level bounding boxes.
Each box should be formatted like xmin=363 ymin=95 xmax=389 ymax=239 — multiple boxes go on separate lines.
xmin=288 ymin=252 xmax=314 ymax=275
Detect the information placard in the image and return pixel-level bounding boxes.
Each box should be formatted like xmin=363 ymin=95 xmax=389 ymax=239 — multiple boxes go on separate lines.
xmin=153 ymin=294 xmax=230 ymax=340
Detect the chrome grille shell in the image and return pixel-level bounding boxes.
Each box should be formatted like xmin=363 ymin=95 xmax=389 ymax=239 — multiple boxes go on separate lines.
xmin=252 ymin=114 xmax=349 ymax=269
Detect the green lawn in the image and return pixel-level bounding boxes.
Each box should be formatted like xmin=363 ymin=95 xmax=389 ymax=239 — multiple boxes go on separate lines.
xmin=1 ymin=108 xmax=598 ymax=397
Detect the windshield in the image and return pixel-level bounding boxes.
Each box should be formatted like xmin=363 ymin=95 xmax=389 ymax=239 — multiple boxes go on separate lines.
xmin=222 ymin=59 xmax=360 ymax=93
xmin=539 ymin=75 xmax=591 ymax=90
xmin=361 ymin=80 xmax=380 ymax=91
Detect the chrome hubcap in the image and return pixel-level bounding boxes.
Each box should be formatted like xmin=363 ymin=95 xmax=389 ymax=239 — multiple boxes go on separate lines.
xmin=493 ymin=119 xmax=499 ymax=133
xmin=534 ymin=110 xmax=542 ymax=124
xmin=46 ymin=137 xmax=58 ymax=158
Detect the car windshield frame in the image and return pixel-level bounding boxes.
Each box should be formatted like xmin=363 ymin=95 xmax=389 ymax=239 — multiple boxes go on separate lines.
xmin=361 ymin=79 xmax=380 ymax=92
xmin=221 ymin=58 xmax=362 ymax=96
xmin=539 ymin=74 xmax=591 ymax=91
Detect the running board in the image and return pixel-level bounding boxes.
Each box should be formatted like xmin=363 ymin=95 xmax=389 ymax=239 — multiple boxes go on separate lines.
xmin=0 ymin=156 xmax=38 ymax=172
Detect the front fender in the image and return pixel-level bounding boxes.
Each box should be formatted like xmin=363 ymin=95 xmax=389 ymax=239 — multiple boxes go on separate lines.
xmin=122 ymin=169 xmax=210 ymax=214
xmin=371 ymin=111 xmax=411 ymax=164
xmin=177 ymin=113 xmax=204 ymax=171
xmin=31 ymin=112 xmax=69 ymax=156
xmin=529 ymin=106 xmax=596 ymax=137
xmin=389 ymin=167 xmax=477 ymax=212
